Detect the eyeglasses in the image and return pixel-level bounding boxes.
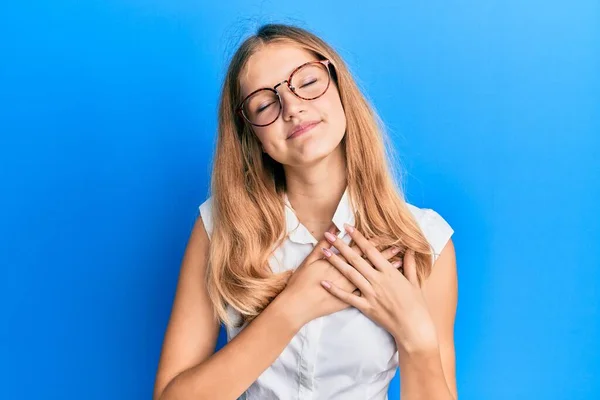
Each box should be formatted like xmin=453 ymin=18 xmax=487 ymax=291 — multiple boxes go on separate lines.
xmin=236 ymin=59 xmax=332 ymax=127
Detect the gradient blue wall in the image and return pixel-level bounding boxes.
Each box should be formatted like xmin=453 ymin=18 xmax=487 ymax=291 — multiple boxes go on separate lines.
xmin=2 ymin=1 xmax=598 ymax=399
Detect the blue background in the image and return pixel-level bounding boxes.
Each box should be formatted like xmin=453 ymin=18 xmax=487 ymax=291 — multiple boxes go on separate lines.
xmin=1 ymin=1 xmax=598 ymax=399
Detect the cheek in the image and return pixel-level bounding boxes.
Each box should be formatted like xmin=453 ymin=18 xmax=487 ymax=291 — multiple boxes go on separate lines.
xmin=252 ymin=127 xmax=281 ymax=149
xmin=321 ymin=91 xmax=346 ymax=131
xmin=251 ymin=129 xmax=265 ymax=144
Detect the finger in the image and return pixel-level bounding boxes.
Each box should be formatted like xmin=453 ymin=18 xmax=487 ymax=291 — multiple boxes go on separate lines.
xmin=343 ymin=244 xmax=400 ymax=267
xmin=380 ymin=246 xmax=402 ymax=261
xmin=337 ymin=244 xmax=366 ymax=264
xmin=348 ymin=240 xmax=389 ymax=257
xmin=310 ymin=223 xmax=338 ymax=262
xmin=323 ymin=230 xmax=378 ymax=282
xmin=321 ymin=247 xmax=374 ymax=296
xmin=403 ymin=249 xmax=419 ymax=286
xmin=391 ymin=258 xmax=403 ymax=270
xmin=340 ymin=224 xmax=393 ymax=272
xmin=321 ymin=280 xmax=369 ymax=310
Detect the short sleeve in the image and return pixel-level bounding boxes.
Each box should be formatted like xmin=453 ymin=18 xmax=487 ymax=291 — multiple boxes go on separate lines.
xmin=406 ymin=204 xmax=454 ymax=262
xmin=198 ymin=196 xmax=214 ymax=238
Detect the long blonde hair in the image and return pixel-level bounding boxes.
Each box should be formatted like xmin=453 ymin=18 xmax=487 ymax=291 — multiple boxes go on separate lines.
xmin=206 ymin=23 xmax=434 ymax=328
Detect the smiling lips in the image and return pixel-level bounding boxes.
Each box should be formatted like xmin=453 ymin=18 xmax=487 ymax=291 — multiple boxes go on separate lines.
xmin=287 ymin=121 xmax=321 ymax=139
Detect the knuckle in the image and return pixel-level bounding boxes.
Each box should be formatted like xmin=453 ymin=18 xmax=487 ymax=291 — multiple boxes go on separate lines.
xmin=334 ymin=262 xmax=349 ymax=277
xmin=351 ymin=246 xmax=364 ymax=256
xmin=383 ymin=267 xmax=397 ymax=278
xmin=338 ymin=263 xmax=350 ymax=275
xmin=347 ymin=253 xmax=362 ymax=266
xmin=365 ymin=248 xmax=379 ymax=259
xmin=371 ymin=280 xmax=384 ymax=294
xmin=349 ymin=269 xmax=362 ymax=281
xmin=363 ymin=287 xmax=376 ymax=298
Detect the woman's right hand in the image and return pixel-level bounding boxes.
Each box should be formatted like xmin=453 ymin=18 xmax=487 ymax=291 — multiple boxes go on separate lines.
xmin=280 ymin=224 xmax=401 ymax=326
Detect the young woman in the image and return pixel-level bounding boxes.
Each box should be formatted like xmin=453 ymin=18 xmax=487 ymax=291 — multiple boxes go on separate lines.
xmin=154 ymin=23 xmax=458 ymax=400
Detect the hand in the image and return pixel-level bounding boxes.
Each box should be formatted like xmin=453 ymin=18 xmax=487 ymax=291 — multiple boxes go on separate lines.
xmin=281 ymin=224 xmax=401 ymax=326
xmin=323 ymin=236 xmax=404 ymax=296
xmin=320 ymin=223 xmax=439 ymax=354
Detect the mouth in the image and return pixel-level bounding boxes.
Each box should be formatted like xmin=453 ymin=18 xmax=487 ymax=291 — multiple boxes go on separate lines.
xmin=287 ymin=121 xmax=321 ymax=140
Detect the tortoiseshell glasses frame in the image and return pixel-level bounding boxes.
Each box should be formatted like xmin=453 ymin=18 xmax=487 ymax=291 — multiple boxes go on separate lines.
xmin=236 ymin=59 xmax=333 ymax=127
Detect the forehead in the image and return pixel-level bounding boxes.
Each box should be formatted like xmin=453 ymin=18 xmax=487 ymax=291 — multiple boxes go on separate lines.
xmin=239 ymin=43 xmax=318 ymax=97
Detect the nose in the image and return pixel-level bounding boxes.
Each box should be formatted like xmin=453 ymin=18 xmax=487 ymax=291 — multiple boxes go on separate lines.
xmin=277 ymin=83 xmax=306 ymax=120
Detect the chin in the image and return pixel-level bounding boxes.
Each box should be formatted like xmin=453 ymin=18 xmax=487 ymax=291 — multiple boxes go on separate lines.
xmin=295 ymin=135 xmax=344 ymax=166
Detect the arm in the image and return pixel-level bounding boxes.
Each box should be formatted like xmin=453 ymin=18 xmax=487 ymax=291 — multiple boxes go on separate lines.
xmin=153 ymin=216 xmax=304 ymax=400
xmin=397 ymin=238 xmax=458 ymax=400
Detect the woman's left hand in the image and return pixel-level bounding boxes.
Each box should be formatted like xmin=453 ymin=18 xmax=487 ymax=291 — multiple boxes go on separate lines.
xmin=321 ymin=223 xmax=439 ymax=354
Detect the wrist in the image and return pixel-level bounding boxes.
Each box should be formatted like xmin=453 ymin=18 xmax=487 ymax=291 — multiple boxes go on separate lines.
xmin=393 ymin=319 xmax=439 ymax=356
xmin=396 ymin=338 xmax=440 ymax=360
xmin=271 ymin=290 xmax=309 ymax=331
xmin=395 ymin=331 xmax=440 ymax=358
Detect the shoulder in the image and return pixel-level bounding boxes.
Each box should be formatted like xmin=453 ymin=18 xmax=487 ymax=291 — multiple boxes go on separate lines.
xmin=198 ymin=196 xmax=214 ymax=237
xmin=405 ymin=202 xmax=454 ymax=262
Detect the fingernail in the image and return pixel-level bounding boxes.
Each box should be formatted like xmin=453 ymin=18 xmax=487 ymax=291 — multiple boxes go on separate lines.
xmin=321 ymin=280 xmax=331 ymax=289
xmin=343 ymin=223 xmax=355 ymax=233
xmin=322 ymin=247 xmax=332 ymax=257
xmin=392 ymin=260 xmax=402 ymax=268
xmin=324 ymin=231 xmax=336 ymax=243
xmin=391 ymin=247 xmax=400 ymax=254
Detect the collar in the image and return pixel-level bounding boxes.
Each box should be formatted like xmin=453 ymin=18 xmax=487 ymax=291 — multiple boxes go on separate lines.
xmin=283 ymin=186 xmax=356 ymax=245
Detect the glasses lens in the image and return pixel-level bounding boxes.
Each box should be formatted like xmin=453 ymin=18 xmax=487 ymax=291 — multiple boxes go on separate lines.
xmin=291 ymin=62 xmax=330 ymax=100
xmin=243 ymin=89 xmax=281 ymax=126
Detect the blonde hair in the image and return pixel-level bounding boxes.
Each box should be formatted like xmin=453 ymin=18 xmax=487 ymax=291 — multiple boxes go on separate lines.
xmin=205 ymin=23 xmax=434 ymax=328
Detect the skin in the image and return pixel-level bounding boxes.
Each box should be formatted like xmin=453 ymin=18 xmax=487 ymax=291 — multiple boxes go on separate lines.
xmin=242 ymin=43 xmax=459 ymax=399
xmin=322 ymin=226 xmax=458 ymax=399
xmin=153 ymin=42 xmax=458 ymax=400
xmin=239 ymin=43 xmax=349 ymax=240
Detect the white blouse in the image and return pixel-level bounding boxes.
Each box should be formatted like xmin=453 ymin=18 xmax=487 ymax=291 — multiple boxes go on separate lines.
xmin=198 ymin=187 xmax=454 ymax=400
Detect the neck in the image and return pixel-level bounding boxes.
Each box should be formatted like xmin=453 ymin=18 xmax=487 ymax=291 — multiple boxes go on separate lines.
xmin=283 ymin=145 xmax=347 ymax=224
